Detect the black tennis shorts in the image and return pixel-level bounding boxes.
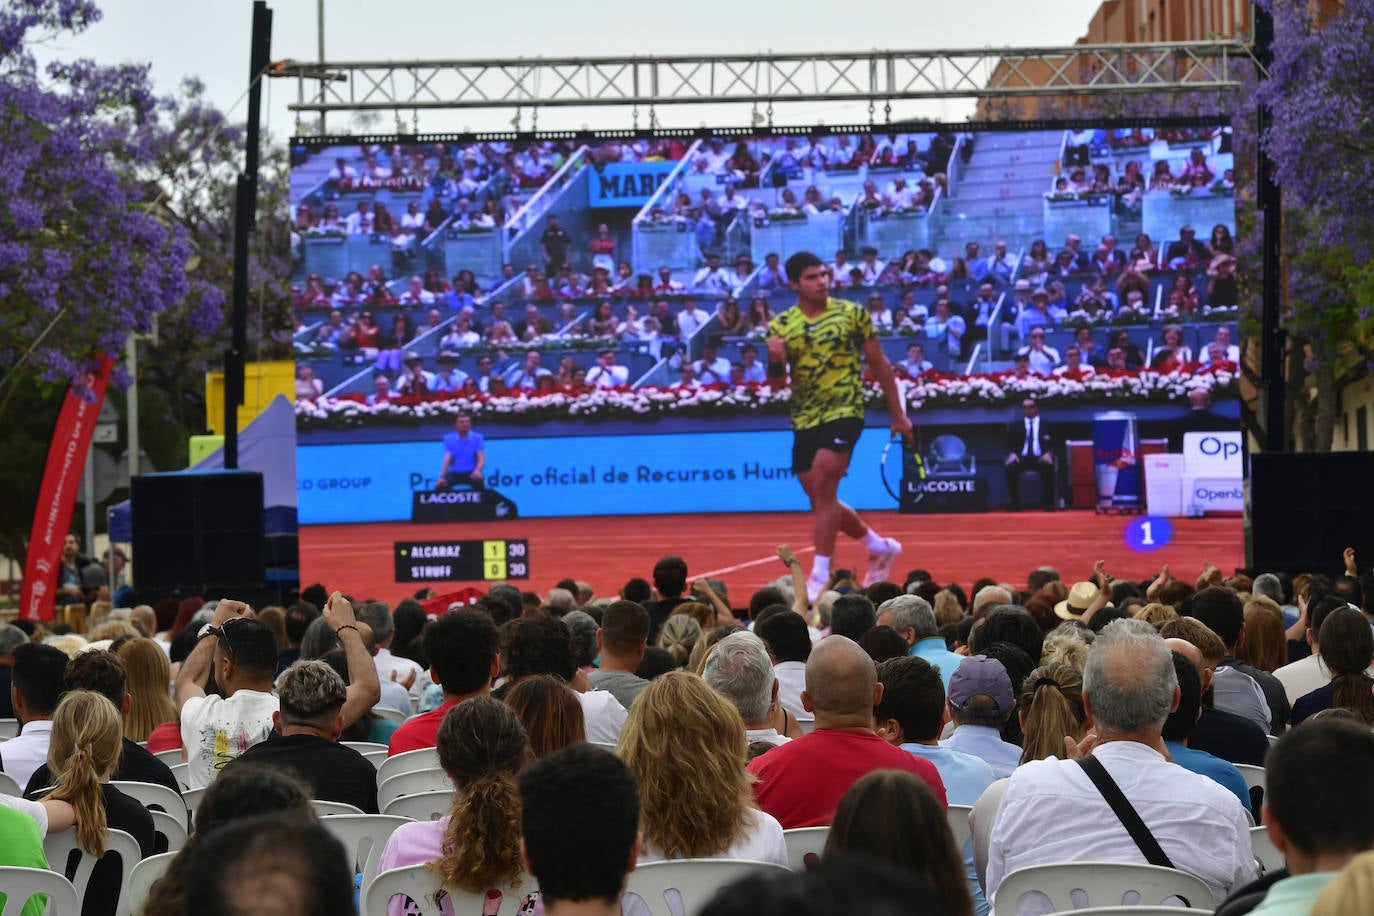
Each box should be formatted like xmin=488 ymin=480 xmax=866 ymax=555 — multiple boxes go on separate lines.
xmin=792 ymin=417 xmax=865 ymax=473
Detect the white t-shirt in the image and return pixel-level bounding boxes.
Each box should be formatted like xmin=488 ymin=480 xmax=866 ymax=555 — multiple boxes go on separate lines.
xmin=180 ymin=689 xmax=279 ymax=789
xmin=576 ymin=689 xmax=627 ymax=744
xmin=639 ymin=808 xmax=787 ymax=866
xmin=374 ymin=648 xmax=430 ymax=699
xmin=0 ymin=794 xmax=49 ymax=835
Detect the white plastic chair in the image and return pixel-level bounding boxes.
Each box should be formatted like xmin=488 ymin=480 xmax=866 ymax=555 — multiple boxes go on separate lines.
xmin=43 ymin=827 xmax=142 ymax=916
xmin=375 ymin=748 xmax=440 ymax=788
xmin=364 ymin=864 xmax=535 ymax=916
xmin=947 ymin=804 xmax=973 ymax=852
xmin=382 ymin=790 xmax=452 ymax=821
xmin=0 ymin=772 xmax=20 ymax=798
xmin=342 ymin=741 xmax=390 ymax=756
xmin=372 ymin=706 xmax=409 ymax=725
xmin=971 ymin=778 xmax=1009 ymax=894
xmin=362 ymin=749 xmax=388 ymax=771
xmin=624 ymin=859 xmax=792 ymax=916
xmin=149 ymin=809 xmax=188 ymax=853
xmin=0 ymin=719 xmax=19 ymax=739
xmin=111 ymin=781 xmax=190 ymax=833
xmin=782 ymin=827 xmax=828 ymax=871
xmin=312 ymin=799 xmax=366 ymax=817
xmin=1234 ymin=763 xmax=1266 ymax=809
xmin=1251 ymin=825 xmax=1283 ymax=875
xmin=321 ymin=814 xmax=413 ymax=898
xmin=180 ymin=787 xmax=206 ymax=818
xmin=992 ymin=862 xmax=1215 ymax=916
xmin=126 ymin=852 xmax=176 ymax=916
xmin=588 ymin=741 xmax=617 ymax=752
xmin=378 ymin=768 xmax=452 ymax=811
xmin=152 ymin=748 xmax=184 ymax=766
xmin=0 ymin=865 xmax=81 ymax=916
xmin=797 ymin=719 xmax=816 ymax=734
xmin=167 ymin=763 xmax=189 ymax=791
xmin=1046 ymin=908 xmax=1216 ymax=916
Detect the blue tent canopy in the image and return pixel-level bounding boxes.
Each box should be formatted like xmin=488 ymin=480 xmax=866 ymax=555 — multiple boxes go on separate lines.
xmin=108 ymin=395 xmax=298 ymax=542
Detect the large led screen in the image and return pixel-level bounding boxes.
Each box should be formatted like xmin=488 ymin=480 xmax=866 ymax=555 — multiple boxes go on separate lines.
xmin=289 ymin=121 xmax=1242 ymax=593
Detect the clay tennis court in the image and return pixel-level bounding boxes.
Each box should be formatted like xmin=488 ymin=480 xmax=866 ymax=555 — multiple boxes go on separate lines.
xmin=299 ymin=511 xmax=1244 ymax=605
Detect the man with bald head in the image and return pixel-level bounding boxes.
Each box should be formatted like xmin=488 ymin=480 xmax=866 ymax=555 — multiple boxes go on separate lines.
xmin=746 ymin=635 xmax=947 ymax=828
xmin=987 ymin=620 xmax=1255 ymax=913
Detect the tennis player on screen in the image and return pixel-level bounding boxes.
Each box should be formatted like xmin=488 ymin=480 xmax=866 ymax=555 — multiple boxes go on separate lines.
xmin=766 ymin=251 xmax=912 ymax=602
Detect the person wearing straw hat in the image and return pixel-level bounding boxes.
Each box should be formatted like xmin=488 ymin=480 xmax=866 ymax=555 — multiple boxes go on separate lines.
xmin=1055 ymin=581 xmax=1110 ymax=623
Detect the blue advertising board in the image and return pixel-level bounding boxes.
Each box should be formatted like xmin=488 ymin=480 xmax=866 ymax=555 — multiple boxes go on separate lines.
xmin=297 ymin=429 xmax=895 ymax=523
xmin=587 ymin=162 xmax=678 ymax=209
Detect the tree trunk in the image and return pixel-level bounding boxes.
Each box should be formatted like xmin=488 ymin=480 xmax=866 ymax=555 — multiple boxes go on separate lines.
xmin=1285 ymin=339 xmax=1308 ymax=450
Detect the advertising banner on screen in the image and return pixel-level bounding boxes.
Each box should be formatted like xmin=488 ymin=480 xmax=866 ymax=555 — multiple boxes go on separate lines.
xmin=1093 ymin=411 xmax=1141 ymax=509
xmin=588 ymin=162 xmax=678 ymax=208
xmin=20 ymin=355 xmax=114 ymax=622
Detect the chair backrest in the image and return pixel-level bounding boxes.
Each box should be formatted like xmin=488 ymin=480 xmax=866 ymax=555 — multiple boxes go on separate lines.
xmin=321 ymin=814 xmax=413 ymax=898
xmin=149 ymin=809 xmax=188 ymax=854
xmin=371 ymin=706 xmax=409 ymax=725
xmin=0 ymin=772 xmax=20 ymax=798
xmin=588 ymin=741 xmax=617 ymax=752
xmin=992 ymin=861 xmax=1216 ymax=916
xmin=1044 ymin=909 xmax=1218 ymax=916
xmin=947 ymin=804 xmax=973 ymax=852
xmin=782 ymin=827 xmax=828 ymax=871
xmin=1234 ymin=763 xmax=1266 ymax=810
xmin=382 ymin=791 xmax=453 ymax=822
xmin=0 ymin=865 xmax=81 ymax=916
xmin=376 ymin=748 xmax=440 ymax=787
xmin=364 ymin=864 xmax=535 ymax=916
xmin=110 ymin=781 xmax=190 ymax=833
xmin=362 ymin=749 xmax=388 ymax=771
xmin=378 ymin=768 xmax=453 ymax=812
xmin=0 ymin=718 xmax=19 ymax=739
xmin=180 ymin=787 xmax=206 ymax=819
xmin=624 ymin=859 xmax=792 ymax=916
xmin=797 ymin=719 xmax=816 ymax=734
xmin=167 ymin=764 xmax=189 ymax=791
xmin=43 ymin=827 xmax=142 ymax=916
xmin=1250 ymin=824 xmax=1283 ymax=876
xmin=151 ymin=748 xmax=184 ymax=766
xmin=126 ymin=852 xmax=177 ymax=916
xmin=342 ymin=741 xmax=390 ymax=756
xmin=312 ymin=799 xmax=366 ymax=817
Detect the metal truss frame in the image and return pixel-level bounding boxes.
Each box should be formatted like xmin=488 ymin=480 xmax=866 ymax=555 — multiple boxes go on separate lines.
xmin=281 ymin=42 xmax=1254 ymax=120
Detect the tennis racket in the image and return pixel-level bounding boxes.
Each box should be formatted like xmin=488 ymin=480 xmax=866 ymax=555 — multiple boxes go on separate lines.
xmin=880 ymin=431 xmax=926 ymax=505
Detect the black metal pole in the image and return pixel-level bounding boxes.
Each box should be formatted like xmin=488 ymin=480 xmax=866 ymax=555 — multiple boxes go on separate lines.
xmin=1254 ymin=3 xmax=1285 ymax=452
xmin=224 ymin=2 xmax=273 ymax=469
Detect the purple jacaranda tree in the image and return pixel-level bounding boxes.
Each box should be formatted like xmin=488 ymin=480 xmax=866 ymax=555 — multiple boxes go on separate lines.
xmin=0 ymin=1 xmax=211 ymax=393
xmin=1254 ymin=0 xmax=1374 ymax=449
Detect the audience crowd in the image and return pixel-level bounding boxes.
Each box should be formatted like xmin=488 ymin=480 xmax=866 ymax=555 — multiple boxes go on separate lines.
xmin=0 ymin=544 xmax=1369 ymax=915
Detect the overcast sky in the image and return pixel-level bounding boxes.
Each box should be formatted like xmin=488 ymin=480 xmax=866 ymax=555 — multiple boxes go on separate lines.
xmin=48 ymin=0 xmax=1105 ymax=140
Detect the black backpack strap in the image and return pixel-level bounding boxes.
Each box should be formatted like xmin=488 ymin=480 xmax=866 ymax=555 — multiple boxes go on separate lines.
xmin=1077 ymin=756 xmax=1176 ymax=871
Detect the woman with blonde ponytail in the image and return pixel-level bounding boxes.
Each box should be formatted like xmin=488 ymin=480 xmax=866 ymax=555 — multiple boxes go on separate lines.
xmin=42 ymin=690 xmax=155 ymax=916
xmin=1016 ymin=664 xmax=1088 ymax=764
xmin=376 ymin=696 xmax=533 ymax=914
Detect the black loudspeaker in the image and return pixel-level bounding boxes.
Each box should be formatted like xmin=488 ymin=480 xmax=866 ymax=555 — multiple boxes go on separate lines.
xmin=131 ymin=472 xmax=266 ymax=591
xmin=1251 ymin=453 xmax=1374 ymax=575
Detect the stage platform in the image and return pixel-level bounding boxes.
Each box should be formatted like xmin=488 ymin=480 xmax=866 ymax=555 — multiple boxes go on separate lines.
xmin=299 ymin=510 xmax=1244 ymax=608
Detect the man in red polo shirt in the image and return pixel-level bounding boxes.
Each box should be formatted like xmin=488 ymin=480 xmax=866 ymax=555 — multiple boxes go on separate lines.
xmin=388 ymin=608 xmax=499 ymax=755
xmin=747 ymin=635 xmax=947 ymax=827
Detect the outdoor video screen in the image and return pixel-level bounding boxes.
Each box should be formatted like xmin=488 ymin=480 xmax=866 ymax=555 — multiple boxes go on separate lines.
xmin=290 ymin=120 xmax=1243 ymax=590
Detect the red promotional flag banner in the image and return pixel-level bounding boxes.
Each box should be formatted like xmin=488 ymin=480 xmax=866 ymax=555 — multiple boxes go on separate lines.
xmin=20 ymin=355 xmax=115 ymax=622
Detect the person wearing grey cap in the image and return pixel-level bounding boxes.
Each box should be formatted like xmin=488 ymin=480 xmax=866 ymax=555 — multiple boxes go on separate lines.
xmin=939 ymin=654 xmax=1023 ymax=778
xmin=395 ymin=350 xmax=436 ymax=395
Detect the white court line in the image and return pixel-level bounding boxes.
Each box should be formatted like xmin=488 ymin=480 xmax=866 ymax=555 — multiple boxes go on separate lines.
xmin=697 ymin=546 xmax=815 ymax=580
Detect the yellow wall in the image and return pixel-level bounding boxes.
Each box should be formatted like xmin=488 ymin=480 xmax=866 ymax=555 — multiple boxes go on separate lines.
xmin=1335 ymin=376 xmax=1374 ymax=451
xmin=205 ymin=361 xmax=295 ymax=434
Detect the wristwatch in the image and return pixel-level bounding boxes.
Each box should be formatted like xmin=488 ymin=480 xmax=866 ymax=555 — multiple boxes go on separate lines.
xmin=197 ymin=622 xmax=218 ymax=639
